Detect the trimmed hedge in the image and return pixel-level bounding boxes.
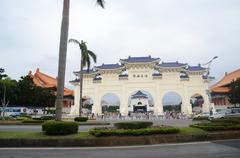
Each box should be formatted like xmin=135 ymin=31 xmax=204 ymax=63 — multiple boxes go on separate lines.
xmin=190 ymin=124 xmax=240 ymax=131
xmin=33 ymin=116 xmax=54 ymax=120
xmin=193 ymin=116 xmax=209 ymax=121
xmin=191 ymin=118 xmax=240 ymax=131
xmin=42 ymin=121 xmax=78 ymax=135
xmin=89 ymin=127 xmax=180 ymax=137
xmin=74 ymin=117 xmax=88 ymax=122
xmin=22 ymin=120 xmax=44 ymax=124
xmin=114 ymin=121 xmax=153 ymax=129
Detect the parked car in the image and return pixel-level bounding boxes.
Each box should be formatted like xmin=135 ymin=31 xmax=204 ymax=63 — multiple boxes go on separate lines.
xmin=209 ymin=112 xmax=225 ymax=120
xmin=194 ymin=112 xmax=210 ymax=118
xmin=225 ymin=107 xmax=240 ymax=118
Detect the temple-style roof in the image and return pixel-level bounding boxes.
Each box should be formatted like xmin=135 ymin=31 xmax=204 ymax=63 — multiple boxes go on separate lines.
xmin=73 ymin=69 xmax=94 ymax=75
xmin=131 ymin=91 xmax=148 ymax=99
xmin=187 ymin=65 xmax=207 ymax=71
xmin=69 ymin=78 xmax=80 ymax=83
xmin=158 ymin=61 xmax=187 ymax=68
xmin=120 ymin=56 xmax=160 ymax=64
xmin=211 ymin=69 xmax=240 ymax=93
xmin=152 ymin=73 xmax=162 ymax=76
xmin=95 ymin=63 xmax=123 ymax=70
xmin=28 ymin=68 xmax=73 ymax=96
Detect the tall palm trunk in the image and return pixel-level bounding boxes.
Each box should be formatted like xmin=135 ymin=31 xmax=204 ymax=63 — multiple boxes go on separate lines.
xmin=79 ymin=58 xmax=84 ymax=117
xmin=55 ymin=0 xmax=70 ymax=121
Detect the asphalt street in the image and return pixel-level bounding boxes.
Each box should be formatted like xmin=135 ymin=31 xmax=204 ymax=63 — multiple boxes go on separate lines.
xmin=0 ymin=139 xmax=239 ymax=158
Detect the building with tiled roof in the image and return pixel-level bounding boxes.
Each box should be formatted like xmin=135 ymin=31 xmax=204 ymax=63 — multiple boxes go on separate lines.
xmin=70 ymin=55 xmax=212 ymax=116
xmin=211 ymin=69 xmax=240 ymax=107
xmin=28 ymin=68 xmax=74 ymax=108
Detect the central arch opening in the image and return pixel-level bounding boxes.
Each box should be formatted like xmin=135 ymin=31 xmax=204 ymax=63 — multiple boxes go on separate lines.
xmin=128 ymin=90 xmax=154 ymax=114
xmin=190 ymin=93 xmax=204 ymax=114
xmin=101 ymin=93 xmax=120 ymax=114
xmin=162 ymin=92 xmax=182 ymax=113
xmin=82 ymin=96 xmax=93 ymax=114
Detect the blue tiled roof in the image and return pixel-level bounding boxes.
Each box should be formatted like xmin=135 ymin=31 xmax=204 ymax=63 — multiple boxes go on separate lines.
xmin=119 ymin=74 xmax=128 ymax=77
xmin=69 ymin=78 xmax=80 ymax=83
xmin=93 ymin=77 xmax=102 ymax=80
xmin=187 ymin=65 xmax=206 ymax=71
xmin=95 ymin=63 xmax=123 ymax=69
xmin=120 ymin=56 xmax=160 ymax=63
xmin=131 ymin=90 xmax=148 ymax=99
xmin=180 ymin=75 xmax=189 ymax=78
xmin=202 ymin=75 xmax=208 ymax=79
xmin=152 ymin=73 xmax=162 ymax=76
xmin=159 ymin=62 xmax=187 ymax=68
xmin=73 ymin=69 xmax=94 ymax=75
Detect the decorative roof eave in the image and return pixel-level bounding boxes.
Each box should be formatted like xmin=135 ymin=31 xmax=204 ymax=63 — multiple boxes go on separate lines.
xmin=119 ymin=56 xmax=160 ymax=65
xmin=124 ymin=63 xmax=156 ymax=69
xmin=69 ymin=79 xmax=80 ymax=85
xmin=120 ymin=59 xmax=160 ymax=64
xmin=97 ymin=68 xmax=123 ymax=74
xmin=73 ymin=69 xmax=96 ymax=77
xmin=94 ymin=63 xmax=125 ymax=73
xmin=158 ymin=67 xmax=187 ymax=73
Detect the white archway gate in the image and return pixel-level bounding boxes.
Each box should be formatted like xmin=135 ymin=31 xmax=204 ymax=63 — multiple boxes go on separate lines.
xmin=70 ymin=56 xmax=211 ymax=116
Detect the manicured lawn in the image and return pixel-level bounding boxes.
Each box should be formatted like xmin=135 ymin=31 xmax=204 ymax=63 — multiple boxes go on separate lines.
xmin=179 ymin=127 xmax=207 ymax=135
xmin=0 ymin=131 xmax=92 ymax=139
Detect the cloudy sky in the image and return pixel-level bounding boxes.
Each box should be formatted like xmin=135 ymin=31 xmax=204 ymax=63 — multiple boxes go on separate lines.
xmin=1 ymin=0 xmax=240 ymax=89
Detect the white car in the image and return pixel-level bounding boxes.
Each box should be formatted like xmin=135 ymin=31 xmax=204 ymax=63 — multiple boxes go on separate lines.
xmin=194 ymin=112 xmax=210 ymax=118
xmin=209 ymin=112 xmax=225 ymax=120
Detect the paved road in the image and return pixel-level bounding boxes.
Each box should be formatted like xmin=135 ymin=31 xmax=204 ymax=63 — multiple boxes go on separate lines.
xmin=0 ymin=139 xmax=239 ymax=158
xmin=0 ymin=120 xmax=194 ymax=132
xmin=0 ymin=125 xmax=110 ymax=132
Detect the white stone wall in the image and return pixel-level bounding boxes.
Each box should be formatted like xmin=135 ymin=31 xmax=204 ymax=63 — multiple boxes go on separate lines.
xmin=70 ymin=67 xmax=211 ymax=116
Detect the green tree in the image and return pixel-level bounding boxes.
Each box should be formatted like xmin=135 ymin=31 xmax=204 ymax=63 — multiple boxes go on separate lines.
xmin=16 ymin=76 xmax=56 ymax=108
xmin=55 ymin=0 xmax=105 ymax=121
xmin=0 ymin=68 xmax=7 ymax=80
xmin=69 ymin=39 xmax=97 ymax=117
xmin=228 ymin=78 xmax=240 ymax=106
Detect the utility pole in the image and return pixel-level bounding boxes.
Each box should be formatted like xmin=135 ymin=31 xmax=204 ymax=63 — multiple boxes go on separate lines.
xmin=0 ymin=68 xmax=8 ymax=120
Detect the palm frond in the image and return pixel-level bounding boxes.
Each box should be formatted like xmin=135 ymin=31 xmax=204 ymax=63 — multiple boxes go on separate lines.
xmin=88 ymin=50 xmax=97 ymax=63
xmin=96 ymin=0 xmax=105 ymax=8
xmin=68 ymin=38 xmax=80 ymax=45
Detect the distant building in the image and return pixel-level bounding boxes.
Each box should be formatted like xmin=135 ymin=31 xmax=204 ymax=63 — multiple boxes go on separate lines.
xmin=28 ymin=68 xmax=74 ymax=112
xmin=129 ymin=90 xmax=152 ymax=112
xmin=211 ymin=69 xmax=240 ymax=109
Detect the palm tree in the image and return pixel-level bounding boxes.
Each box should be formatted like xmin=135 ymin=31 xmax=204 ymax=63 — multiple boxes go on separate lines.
xmin=55 ymin=0 xmax=105 ymax=121
xmin=69 ymin=39 xmax=97 ymax=117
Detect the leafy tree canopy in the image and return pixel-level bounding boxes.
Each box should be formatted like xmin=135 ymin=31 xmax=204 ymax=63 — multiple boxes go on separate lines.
xmin=228 ymin=78 xmax=240 ymax=106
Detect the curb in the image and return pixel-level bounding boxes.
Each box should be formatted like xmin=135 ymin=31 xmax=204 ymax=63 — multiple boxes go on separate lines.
xmin=0 ymin=131 xmax=240 ymax=147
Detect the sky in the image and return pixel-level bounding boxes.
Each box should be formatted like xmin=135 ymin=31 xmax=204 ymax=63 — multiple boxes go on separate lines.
xmin=1 ymin=0 xmax=240 ymax=92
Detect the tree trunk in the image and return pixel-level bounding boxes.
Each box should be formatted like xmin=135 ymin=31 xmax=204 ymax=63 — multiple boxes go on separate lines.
xmin=55 ymin=0 xmax=70 ymax=121
xmin=79 ymin=58 xmax=84 ymax=117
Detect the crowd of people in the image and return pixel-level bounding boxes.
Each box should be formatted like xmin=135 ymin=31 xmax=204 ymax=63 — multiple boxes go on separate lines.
xmin=91 ymin=111 xmax=192 ymax=120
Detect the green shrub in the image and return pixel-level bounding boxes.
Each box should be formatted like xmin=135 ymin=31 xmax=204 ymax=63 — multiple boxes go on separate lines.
xmin=89 ymin=127 xmax=180 ymax=137
xmin=193 ymin=116 xmax=209 ymax=121
xmin=16 ymin=116 xmax=32 ymax=121
xmin=74 ymin=117 xmax=88 ymax=122
xmin=210 ymin=119 xmax=240 ymax=124
xmin=42 ymin=121 xmax=78 ymax=135
xmin=191 ymin=125 xmax=240 ymax=131
xmin=22 ymin=120 xmax=44 ymax=124
xmin=0 ymin=116 xmax=15 ymax=120
xmin=33 ymin=116 xmax=54 ymax=120
xmin=114 ymin=121 xmax=153 ymax=129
